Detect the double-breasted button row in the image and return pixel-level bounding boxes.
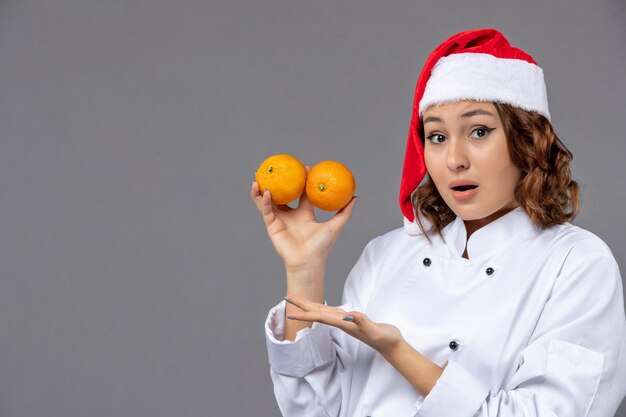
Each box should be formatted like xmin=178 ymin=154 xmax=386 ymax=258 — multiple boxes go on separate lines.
xmin=422 ymin=257 xmax=495 ymax=277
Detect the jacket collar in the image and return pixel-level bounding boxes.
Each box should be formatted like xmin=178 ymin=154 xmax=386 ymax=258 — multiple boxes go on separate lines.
xmin=404 ymin=207 xmax=541 ymax=260
xmin=441 ymin=207 xmax=540 ymax=260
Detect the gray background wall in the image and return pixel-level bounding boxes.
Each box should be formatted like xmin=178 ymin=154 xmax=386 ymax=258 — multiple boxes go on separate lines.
xmin=0 ymin=0 xmax=624 ymax=416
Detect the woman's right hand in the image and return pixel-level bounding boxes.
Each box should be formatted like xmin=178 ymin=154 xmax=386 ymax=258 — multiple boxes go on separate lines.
xmin=251 ymin=167 xmax=357 ymax=340
xmin=250 ymin=173 xmax=357 ymax=273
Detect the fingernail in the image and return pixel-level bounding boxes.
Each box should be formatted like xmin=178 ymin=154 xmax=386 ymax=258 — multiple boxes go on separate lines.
xmin=287 ymin=316 xmax=296 ymax=320
xmin=284 ymin=296 xmax=294 ymax=305
xmin=342 ymin=315 xmax=354 ymax=322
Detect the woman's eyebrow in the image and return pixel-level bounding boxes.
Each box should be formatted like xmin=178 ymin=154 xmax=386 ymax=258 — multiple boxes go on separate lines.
xmin=460 ymin=109 xmax=496 ymax=119
xmin=423 ymin=109 xmax=496 ymax=125
xmin=423 ymin=116 xmax=442 ymax=124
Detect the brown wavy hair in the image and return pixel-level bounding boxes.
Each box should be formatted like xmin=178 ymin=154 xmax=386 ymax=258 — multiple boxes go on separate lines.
xmin=412 ymin=102 xmax=579 ymax=237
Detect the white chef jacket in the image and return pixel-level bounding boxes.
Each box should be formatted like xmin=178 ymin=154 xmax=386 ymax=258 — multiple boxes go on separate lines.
xmin=264 ymin=207 xmax=626 ymax=417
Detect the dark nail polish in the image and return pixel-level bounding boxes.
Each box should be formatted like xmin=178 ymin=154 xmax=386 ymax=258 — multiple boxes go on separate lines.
xmin=342 ymin=315 xmax=354 ymax=322
xmin=287 ymin=316 xmax=296 ymax=320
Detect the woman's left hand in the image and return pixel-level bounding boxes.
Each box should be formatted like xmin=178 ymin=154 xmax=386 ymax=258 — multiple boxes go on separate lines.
xmin=285 ymin=294 xmax=444 ymax=397
xmin=284 ymin=294 xmax=403 ymax=356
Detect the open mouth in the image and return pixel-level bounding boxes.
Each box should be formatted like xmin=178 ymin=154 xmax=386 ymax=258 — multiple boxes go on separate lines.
xmin=451 ymin=185 xmax=478 ymax=192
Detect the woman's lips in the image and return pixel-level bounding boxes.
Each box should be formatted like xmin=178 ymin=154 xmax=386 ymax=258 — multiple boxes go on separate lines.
xmin=451 ymin=186 xmax=479 ymax=201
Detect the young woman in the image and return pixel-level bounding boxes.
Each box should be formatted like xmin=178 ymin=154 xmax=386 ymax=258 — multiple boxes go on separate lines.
xmin=250 ymin=28 xmax=626 ymax=417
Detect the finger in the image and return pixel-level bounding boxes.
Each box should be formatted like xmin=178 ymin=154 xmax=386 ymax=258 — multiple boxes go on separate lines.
xmin=251 ymin=181 xmax=276 ymax=209
xmin=296 ymin=165 xmax=315 ymax=212
xmin=342 ymin=311 xmax=369 ymax=326
xmin=256 ymin=189 xmax=277 ymax=227
xmin=251 ymin=181 xmax=271 ymax=217
xmin=296 ymin=189 xmax=315 ymax=212
xmin=340 ymin=311 xmax=385 ymax=341
xmin=250 ymin=180 xmax=262 ymax=202
xmin=251 ymin=181 xmax=283 ymax=205
xmin=285 ymin=295 xmax=345 ymax=314
xmin=287 ymin=309 xmax=348 ymax=326
xmin=339 ymin=311 xmax=377 ymax=339
xmin=284 ymin=294 xmax=325 ymax=312
xmin=287 ymin=309 xmax=375 ymax=343
xmin=325 ymin=196 xmax=358 ymax=231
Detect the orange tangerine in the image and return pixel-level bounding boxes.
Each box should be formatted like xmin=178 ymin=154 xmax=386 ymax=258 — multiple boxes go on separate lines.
xmin=255 ymin=154 xmax=307 ymax=205
xmin=306 ymin=160 xmax=356 ymax=211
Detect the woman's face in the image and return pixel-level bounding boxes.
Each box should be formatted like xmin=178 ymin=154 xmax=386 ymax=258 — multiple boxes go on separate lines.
xmin=423 ymin=101 xmax=521 ymax=224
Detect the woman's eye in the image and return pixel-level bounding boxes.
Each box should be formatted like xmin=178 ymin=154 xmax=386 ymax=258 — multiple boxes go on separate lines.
xmin=426 ymin=134 xmax=446 ymax=144
xmin=470 ymin=127 xmax=494 ymax=139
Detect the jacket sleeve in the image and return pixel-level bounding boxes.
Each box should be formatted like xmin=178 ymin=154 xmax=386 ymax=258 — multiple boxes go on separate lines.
xmin=414 ymin=238 xmax=626 ymax=417
xmin=264 ymin=241 xmax=378 ymax=417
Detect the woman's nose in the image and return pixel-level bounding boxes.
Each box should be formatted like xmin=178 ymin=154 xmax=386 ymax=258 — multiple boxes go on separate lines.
xmin=446 ymin=139 xmax=469 ymax=171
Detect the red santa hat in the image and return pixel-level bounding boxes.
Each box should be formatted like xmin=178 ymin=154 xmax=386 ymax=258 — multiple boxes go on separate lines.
xmin=399 ymin=28 xmax=550 ymax=223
